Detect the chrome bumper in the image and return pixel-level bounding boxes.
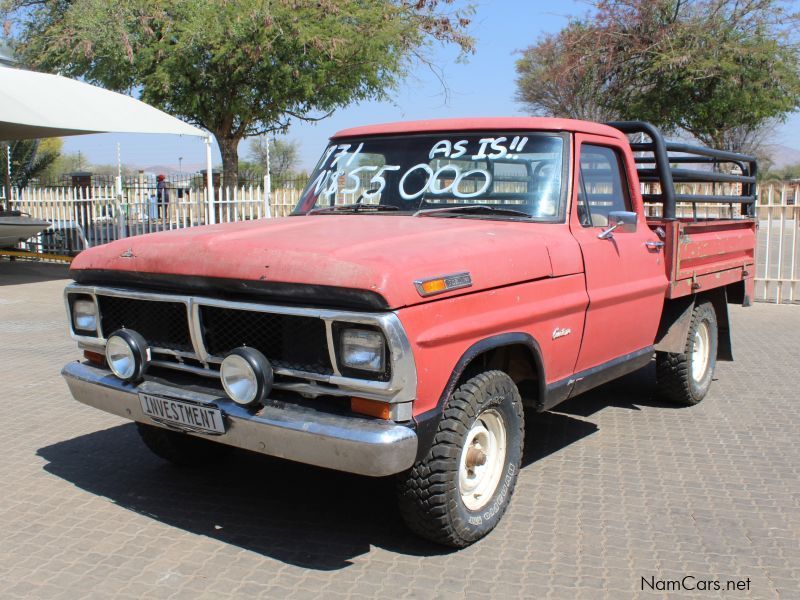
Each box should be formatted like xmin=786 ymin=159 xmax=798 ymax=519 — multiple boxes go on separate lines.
xmin=61 ymin=361 xmax=418 ymax=477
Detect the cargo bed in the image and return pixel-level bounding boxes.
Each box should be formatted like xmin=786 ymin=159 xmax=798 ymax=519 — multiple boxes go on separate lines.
xmin=648 ymin=218 xmax=756 ymax=299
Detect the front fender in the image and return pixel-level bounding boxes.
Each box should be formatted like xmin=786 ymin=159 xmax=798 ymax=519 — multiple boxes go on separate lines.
xmin=397 ymin=275 xmax=589 ymax=461
xmin=410 ymin=332 xmax=546 ymax=462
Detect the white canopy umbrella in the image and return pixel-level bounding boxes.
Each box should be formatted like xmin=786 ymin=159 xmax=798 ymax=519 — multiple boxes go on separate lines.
xmin=0 ymin=65 xmax=216 ymax=219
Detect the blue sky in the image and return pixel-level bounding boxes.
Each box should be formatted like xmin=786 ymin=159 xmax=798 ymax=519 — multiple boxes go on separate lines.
xmin=61 ymin=0 xmax=800 ymax=172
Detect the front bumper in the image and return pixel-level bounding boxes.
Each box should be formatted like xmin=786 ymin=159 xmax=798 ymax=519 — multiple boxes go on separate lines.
xmin=62 ymin=361 xmax=418 ymax=477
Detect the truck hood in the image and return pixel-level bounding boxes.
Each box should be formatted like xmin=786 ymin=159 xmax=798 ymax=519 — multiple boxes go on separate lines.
xmin=70 ymin=215 xmax=582 ymax=309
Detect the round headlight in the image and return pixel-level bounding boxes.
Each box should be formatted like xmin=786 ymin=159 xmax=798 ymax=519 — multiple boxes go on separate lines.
xmin=220 ymin=348 xmax=273 ymax=407
xmin=105 ymin=330 xmax=148 ymax=382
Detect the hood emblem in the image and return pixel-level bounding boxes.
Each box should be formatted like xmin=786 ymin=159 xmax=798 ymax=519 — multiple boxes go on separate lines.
xmin=119 ymin=248 xmax=136 ymax=259
xmin=414 ymin=272 xmax=472 ymax=297
xmin=552 ymin=327 xmax=571 ymax=340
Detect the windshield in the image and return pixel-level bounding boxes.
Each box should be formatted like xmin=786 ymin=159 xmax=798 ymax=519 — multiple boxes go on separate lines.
xmin=293 ymin=132 xmax=566 ymax=220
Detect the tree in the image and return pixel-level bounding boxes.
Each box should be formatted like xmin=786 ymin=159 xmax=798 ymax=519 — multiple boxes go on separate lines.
xmin=1 ymin=138 xmax=60 ymax=195
xmin=515 ymin=0 xmax=800 ymax=153
xmin=39 ymin=150 xmax=87 ymax=183
xmin=762 ymin=162 xmax=800 ymax=181
xmin=4 ymin=0 xmax=473 ymax=188
xmin=237 ymin=159 xmax=265 ymax=181
xmin=248 ymin=137 xmax=300 ymax=186
xmin=516 ymin=23 xmax=619 ymax=122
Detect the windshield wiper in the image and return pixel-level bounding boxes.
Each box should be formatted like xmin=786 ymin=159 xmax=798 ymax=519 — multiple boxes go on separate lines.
xmin=413 ymin=205 xmax=532 ymax=219
xmin=307 ymin=203 xmax=400 ymax=215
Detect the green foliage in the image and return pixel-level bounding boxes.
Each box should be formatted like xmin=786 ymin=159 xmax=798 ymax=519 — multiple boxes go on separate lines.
xmin=237 ymin=160 xmax=265 ymax=179
xmin=515 ymin=0 xmax=800 ymax=153
xmin=247 ymin=137 xmax=300 ymax=185
xmin=1 ymin=138 xmax=60 ymax=189
xmin=761 ymin=163 xmax=800 ymax=182
xmin=38 ymin=148 xmax=86 ymax=182
xmin=5 ymin=0 xmax=473 ymax=187
xmin=516 ymin=23 xmax=618 ymax=122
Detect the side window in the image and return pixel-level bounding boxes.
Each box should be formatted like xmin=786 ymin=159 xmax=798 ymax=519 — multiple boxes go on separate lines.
xmin=577 ymin=145 xmax=630 ymax=227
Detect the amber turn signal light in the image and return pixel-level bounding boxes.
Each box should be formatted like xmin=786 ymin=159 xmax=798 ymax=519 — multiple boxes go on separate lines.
xmin=419 ymin=278 xmax=447 ymax=294
xmin=84 ymin=349 xmax=107 ymax=367
xmin=413 ymin=272 xmax=472 ymax=297
xmin=351 ymin=397 xmax=391 ymax=420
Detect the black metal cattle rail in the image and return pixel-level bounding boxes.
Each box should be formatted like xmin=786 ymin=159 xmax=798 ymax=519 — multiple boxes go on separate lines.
xmin=608 ymin=121 xmax=757 ymax=220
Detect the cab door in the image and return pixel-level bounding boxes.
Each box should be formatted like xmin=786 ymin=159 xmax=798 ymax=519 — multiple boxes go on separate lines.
xmin=569 ymin=135 xmax=668 ymax=373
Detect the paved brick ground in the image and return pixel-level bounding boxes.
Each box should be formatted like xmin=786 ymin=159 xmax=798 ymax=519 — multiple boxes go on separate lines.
xmin=1 ymin=259 xmax=798 ymax=599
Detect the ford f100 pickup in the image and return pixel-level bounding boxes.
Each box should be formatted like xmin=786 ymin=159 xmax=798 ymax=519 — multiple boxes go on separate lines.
xmin=62 ymin=118 xmax=756 ymax=546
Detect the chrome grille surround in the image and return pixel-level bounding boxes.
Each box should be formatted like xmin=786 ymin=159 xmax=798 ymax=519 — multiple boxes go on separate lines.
xmin=64 ymin=283 xmax=417 ymax=404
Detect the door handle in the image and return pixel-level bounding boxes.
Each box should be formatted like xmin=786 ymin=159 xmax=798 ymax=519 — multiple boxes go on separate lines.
xmin=645 ymin=240 xmax=665 ymax=249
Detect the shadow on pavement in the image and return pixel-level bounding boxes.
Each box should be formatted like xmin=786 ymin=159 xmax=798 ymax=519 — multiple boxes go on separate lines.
xmin=38 ymin=423 xmax=447 ymax=570
xmin=37 ymin=363 xmax=665 ymax=570
xmin=521 ymin=409 xmax=598 ymax=469
xmin=522 ymin=362 xmax=684 ymax=467
xmin=0 ymin=259 xmax=70 ymax=286
xmin=555 ymin=361 xmax=683 ymax=418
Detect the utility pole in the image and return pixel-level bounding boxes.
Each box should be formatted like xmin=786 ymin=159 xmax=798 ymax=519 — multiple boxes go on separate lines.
xmin=3 ymin=142 xmax=11 ymax=208
xmin=116 ymin=142 xmax=125 ymax=240
xmin=264 ymin=135 xmax=272 ymax=218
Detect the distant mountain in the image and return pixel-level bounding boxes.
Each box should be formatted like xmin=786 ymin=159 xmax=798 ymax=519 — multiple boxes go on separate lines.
xmin=763 ymin=145 xmax=800 ymax=170
xmin=139 ymin=163 xmax=205 ymax=175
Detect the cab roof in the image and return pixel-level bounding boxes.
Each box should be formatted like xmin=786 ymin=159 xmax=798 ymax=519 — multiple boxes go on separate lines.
xmin=332 ymin=117 xmax=626 ymax=141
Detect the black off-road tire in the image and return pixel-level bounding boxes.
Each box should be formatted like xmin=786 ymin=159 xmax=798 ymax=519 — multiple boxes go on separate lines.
xmin=656 ymin=301 xmax=718 ymax=406
xmin=136 ymin=423 xmax=231 ymax=466
xmin=396 ymin=370 xmax=524 ymax=547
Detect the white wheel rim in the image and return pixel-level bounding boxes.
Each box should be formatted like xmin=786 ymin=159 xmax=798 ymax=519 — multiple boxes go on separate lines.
xmin=458 ymin=410 xmax=507 ymax=511
xmin=692 ymin=321 xmax=710 ymax=382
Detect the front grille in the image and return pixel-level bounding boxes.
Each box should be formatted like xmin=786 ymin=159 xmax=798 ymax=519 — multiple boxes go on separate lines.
xmin=200 ymin=306 xmax=333 ymax=375
xmin=97 ymin=296 xmax=192 ymax=351
xmin=93 ymin=293 xmax=334 ymax=376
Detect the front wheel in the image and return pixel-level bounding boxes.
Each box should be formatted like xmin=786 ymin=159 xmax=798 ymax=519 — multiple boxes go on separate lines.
xmin=396 ymin=370 xmax=524 ymax=547
xmin=656 ymin=301 xmax=718 ymax=405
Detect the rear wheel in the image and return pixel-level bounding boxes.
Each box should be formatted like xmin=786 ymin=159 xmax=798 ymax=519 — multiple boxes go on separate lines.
xmin=396 ymin=370 xmax=524 ymax=547
xmin=136 ymin=423 xmax=231 ymax=466
xmin=656 ymin=301 xmax=718 ymax=405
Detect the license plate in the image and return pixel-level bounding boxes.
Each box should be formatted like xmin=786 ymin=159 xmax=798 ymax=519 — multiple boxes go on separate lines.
xmin=139 ymin=393 xmax=225 ymax=435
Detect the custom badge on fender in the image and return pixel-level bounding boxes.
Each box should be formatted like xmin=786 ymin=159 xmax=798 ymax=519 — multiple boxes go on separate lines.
xmin=414 ymin=272 xmax=473 ymax=297
xmin=552 ymin=327 xmax=571 ymax=340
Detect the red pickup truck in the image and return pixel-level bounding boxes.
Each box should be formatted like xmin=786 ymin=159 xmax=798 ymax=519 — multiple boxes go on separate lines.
xmin=62 ymin=118 xmax=756 ymax=547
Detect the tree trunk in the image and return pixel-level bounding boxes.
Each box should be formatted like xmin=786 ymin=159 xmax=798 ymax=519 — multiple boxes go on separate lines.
xmin=216 ymin=134 xmax=241 ymax=191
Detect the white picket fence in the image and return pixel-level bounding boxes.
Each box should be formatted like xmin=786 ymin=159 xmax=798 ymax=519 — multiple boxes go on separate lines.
xmin=4 ymin=181 xmax=800 ymax=304
xmin=756 ymin=184 xmax=800 ymax=304
xmin=642 ymin=183 xmax=800 ymax=303
xmin=8 ymin=184 xmax=301 ymax=254
xmin=12 ymin=184 xmax=301 ymax=224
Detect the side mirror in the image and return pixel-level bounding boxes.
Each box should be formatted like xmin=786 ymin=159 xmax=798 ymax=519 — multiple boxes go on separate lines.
xmin=598 ymin=210 xmax=637 ymax=239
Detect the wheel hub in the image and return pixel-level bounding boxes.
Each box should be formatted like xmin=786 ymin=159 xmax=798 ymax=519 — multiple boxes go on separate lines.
xmin=466 ymin=445 xmax=488 ymax=468
xmin=692 ymin=321 xmax=710 ymax=382
xmin=459 ymin=410 xmax=507 ymax=511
